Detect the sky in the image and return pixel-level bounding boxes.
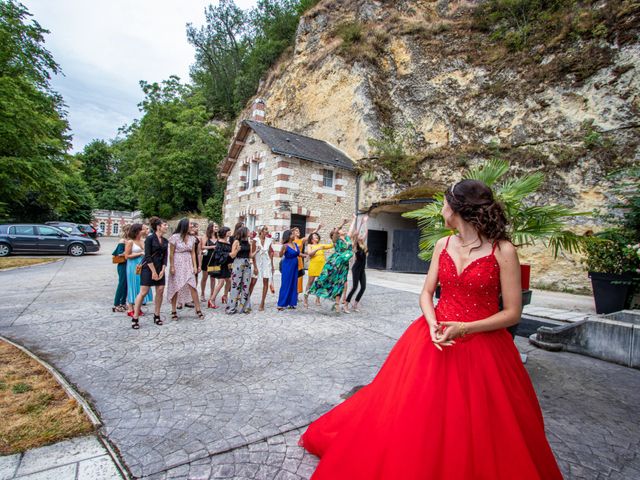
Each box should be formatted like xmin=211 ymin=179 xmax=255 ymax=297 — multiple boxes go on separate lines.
xmin=23 ymin=0 xmax=257 ymax=152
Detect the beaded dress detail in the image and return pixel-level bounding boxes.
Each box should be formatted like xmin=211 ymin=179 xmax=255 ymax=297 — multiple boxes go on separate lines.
xmin=299 ymin=236 xmax=563 ymax=480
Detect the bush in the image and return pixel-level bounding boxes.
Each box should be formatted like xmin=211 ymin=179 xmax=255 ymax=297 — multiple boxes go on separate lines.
xmin=582 ymin=230 xmax=640 ymax=275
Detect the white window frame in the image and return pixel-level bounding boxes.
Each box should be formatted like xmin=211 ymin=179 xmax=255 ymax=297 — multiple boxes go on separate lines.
xmin=112 ymin=223 xmax=119 ymax=235
xmin=247 ymin=214 xmax=257 ymax=232
xmin=323 ymin=169 xmax=334 ymax=188
xmin=249 ymin=161 xmax=259 ymax=188
xmin=99 ymin=221 xmax=106 ymax=233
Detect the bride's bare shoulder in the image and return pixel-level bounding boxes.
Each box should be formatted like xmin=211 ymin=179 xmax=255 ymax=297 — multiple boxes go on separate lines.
xmin=494 ymin=240 xmax=518 ymax=262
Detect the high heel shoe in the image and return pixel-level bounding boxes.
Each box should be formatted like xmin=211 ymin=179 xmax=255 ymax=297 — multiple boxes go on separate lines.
xmin=196 ymin=310 xmax=205 ymax=320
xmin=153 ymin=314 xmax=163 ymax=325
xmin=131 ymin=317 xmax=140 ymax=329
xmin=171 ymin=311 xmax=178 ymax=321
xmin=207 ymin=300 xmax=218 ymax=309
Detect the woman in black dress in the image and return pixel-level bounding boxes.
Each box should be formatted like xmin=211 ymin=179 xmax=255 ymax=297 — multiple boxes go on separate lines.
xmin=346 ymin=215 xmax=369 ymax=312
xmin=208 ymin=227 xmax=232 ymax=309
xmin=200 ymin=222 xmax=218 ymax=301
xmin=132 ymin=217 xmax=169 ymax=328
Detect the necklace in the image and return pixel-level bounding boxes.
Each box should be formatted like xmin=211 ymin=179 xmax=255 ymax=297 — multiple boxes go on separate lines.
xmin=457 ymin=234 xmax=480 ymax=248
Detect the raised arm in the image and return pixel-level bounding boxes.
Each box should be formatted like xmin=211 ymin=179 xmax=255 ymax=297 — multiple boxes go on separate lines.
xmin=359 ymin=215 xmax=369 ymax=242
xmin=347 ymin=214 xmax=358 ymax=238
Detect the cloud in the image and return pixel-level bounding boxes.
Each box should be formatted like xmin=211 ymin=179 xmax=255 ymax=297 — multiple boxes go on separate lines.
xmin=22 ymin=0 xmax=257 ymax=152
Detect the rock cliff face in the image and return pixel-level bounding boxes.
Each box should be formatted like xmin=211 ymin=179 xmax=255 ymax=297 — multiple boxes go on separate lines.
xmin=240 ymin=0 xmax=640 ymax=291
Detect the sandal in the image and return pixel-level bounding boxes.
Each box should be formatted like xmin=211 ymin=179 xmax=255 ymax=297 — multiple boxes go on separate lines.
xmin=303 ymin=293 xmax=309 ymax=308
xmin=196 ymin=310 xmax=205 ymax=320
xmin=207 ymin=300 xmax=218 ymax=309
xmin=153 ymin=314 xmax=163 ymax=326
xmin=131 ymin=317 xmax=140 ymax=329
xmin=171 ymin=311 xmax=178 ymax=321
xmin=177 ymin=303 xmax=183 ymax=310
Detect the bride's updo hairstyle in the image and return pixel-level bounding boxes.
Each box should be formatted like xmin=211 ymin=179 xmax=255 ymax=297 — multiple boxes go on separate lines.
xmin=444 ymin=179 xmax=510 ymax=245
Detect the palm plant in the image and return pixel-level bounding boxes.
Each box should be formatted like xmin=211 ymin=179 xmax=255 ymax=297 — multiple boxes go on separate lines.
xmin=403 ymin=159 xmax=587 ymax=260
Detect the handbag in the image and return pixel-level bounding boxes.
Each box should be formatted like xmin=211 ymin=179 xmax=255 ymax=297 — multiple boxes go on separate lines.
xmin=112 ymin=255 xmax=125 ymax=264
xmin=206 ymin=252 xmax=220 ymax=272
xmin=135 ymin=263 xmax=143 ymax=275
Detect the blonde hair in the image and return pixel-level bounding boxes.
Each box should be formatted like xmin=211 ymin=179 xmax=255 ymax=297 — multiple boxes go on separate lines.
xmin=120 ymin=224 xmax=130 ymax=239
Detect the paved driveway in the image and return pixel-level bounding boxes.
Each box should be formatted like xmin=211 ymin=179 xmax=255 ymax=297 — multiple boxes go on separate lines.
xmin=1 ymin=238 xmax=638 ymax=479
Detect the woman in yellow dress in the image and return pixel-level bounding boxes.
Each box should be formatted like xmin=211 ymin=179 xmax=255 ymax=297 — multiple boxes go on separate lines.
xmin=303 ymin=233 xmax=333 ymax=308
xmin=291 ymin=225 xmax=323 ymax=295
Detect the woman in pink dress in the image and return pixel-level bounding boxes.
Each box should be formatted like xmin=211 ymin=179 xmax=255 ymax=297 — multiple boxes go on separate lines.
xmin=167 ymin=218 xmax=204 ymax=320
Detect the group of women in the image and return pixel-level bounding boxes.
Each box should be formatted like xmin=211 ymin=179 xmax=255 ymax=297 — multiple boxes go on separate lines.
xmin=112 ymin=214 xmax=369 ymax=328
xmin=277 ymin=214 xmax=369 ymax=313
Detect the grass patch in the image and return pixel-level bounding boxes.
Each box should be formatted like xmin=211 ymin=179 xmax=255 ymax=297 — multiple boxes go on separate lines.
xmin=0 ymin=258 xmax=58 ymax=271
xmin=0 ymin=340 xmax=94 ymax=454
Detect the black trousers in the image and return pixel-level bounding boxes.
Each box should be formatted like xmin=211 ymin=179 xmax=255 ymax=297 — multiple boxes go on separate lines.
xmin=346 ymin=263 xmax=366 ymax=303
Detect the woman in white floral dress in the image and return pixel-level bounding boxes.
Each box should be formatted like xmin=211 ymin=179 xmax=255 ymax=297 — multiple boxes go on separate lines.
xmin=167 ymin=218 xmax=203 ymax=320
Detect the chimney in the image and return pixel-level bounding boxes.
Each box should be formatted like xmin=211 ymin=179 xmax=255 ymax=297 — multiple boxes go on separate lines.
xmin=251 ymin=98 xmax=266 ymax=122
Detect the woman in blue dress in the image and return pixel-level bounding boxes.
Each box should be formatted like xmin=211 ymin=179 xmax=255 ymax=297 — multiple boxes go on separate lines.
xmin=125 ymin=223 xmax=152 ymax=317
xmin=277 ymin=229 xmax=307 ymax=310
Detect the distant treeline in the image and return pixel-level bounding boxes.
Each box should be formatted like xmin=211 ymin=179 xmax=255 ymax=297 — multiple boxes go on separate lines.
xmin=0 ymin=0 xmax=317 ymax=223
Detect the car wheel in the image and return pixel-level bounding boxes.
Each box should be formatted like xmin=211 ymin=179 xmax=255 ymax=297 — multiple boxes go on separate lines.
xmin=0 ymin=243 xmax=11 ymax=257
xmin=68 ymin=243 xmax=86 ymax=257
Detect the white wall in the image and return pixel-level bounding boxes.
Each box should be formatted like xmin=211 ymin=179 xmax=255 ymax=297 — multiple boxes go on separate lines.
xmin=365 ymin=211 xmax=419 ymax=270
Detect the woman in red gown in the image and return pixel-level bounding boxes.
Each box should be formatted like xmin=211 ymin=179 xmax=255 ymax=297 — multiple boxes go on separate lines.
xmin=299 ymin=180 xmax=563 ymax=479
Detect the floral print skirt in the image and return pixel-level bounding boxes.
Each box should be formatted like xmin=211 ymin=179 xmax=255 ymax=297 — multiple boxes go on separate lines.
xmin=226 ymin=258 xmax=252 ymax=314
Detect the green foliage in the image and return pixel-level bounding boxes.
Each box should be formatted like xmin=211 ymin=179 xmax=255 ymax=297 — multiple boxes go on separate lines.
xmin=188 ymin=0 xmax=317 ymax=119
xmin=582 ymin=229 xmax=639 ymax=275
xmin=75 ymin=140 xmax=135 ymax=211
xmin=0 ymin=0 xmax=94 ymax=222
xmin=12 ymin=383 xmax=31 ymax=394
xmin=336 ymin=21 xmax=363 ymax=47
xmin=366 ymin=125 xmax=421 ymax=184
xmin=202 ymin=193 xmax=224 ymax=224
xmin=116 ymin=77 xmax=229 ymax=218
xmin=403 ymin=158 xmax=588 ymax=260
xmin=474 ymin=0 xmax=635 ymax=52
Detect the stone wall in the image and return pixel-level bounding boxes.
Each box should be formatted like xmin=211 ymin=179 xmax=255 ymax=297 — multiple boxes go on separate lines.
xmin=222 ymin=129 xmax=358 ymax=243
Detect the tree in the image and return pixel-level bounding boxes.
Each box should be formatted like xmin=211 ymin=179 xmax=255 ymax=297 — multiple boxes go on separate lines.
xmin=188 ymin=0 xmax=319 ymax=118
xmin=0 ymin=0 xmax=93 ymax=222
xmin=117 ymin=77 xmax=229 ymax=218
xmin=76 ymin=139 xmax=135 ymax=210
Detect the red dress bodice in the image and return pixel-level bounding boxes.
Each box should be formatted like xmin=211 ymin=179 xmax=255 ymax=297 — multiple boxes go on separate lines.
xmin=435 ymin=247 xmax=501 ymax=325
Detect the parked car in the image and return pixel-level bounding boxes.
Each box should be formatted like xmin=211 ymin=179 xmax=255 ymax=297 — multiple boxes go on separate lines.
xmin=45 ymin=221 xmax=99 ymax=240
xmin=0 ymin=224 xmax=100 ymax=257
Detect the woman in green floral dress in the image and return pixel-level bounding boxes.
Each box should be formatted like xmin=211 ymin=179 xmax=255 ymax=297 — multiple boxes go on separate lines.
xmin=308 ymin=216 xmax=357 ymax=313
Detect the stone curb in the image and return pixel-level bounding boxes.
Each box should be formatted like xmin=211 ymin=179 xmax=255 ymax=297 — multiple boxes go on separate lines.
xmin=0 ymin=258 xmax=64 ymax=273
xmin=0 ymin=335 xmax=132 ymax=480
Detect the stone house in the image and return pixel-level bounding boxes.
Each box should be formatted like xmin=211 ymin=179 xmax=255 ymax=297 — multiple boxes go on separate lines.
xmin=220 ymin=102 xmax=357 ymax=243
xmin=92 ymin=210 xmax=143 ymax=237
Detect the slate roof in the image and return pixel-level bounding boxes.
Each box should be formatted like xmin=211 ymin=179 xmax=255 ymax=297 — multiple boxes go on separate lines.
xmin=244 ymin=120 xmax=354 ymax=170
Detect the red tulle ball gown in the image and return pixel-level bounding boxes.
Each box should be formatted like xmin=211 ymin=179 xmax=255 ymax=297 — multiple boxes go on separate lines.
xmin=300 ymin=239 xmax=563 ymax=479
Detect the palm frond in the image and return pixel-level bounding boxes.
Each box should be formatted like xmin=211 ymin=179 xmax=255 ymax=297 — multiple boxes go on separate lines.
xmin=497 ymin=173 xmax=544 ymax=204
xmin=464 ymin=158 xmax=509 ymax=186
